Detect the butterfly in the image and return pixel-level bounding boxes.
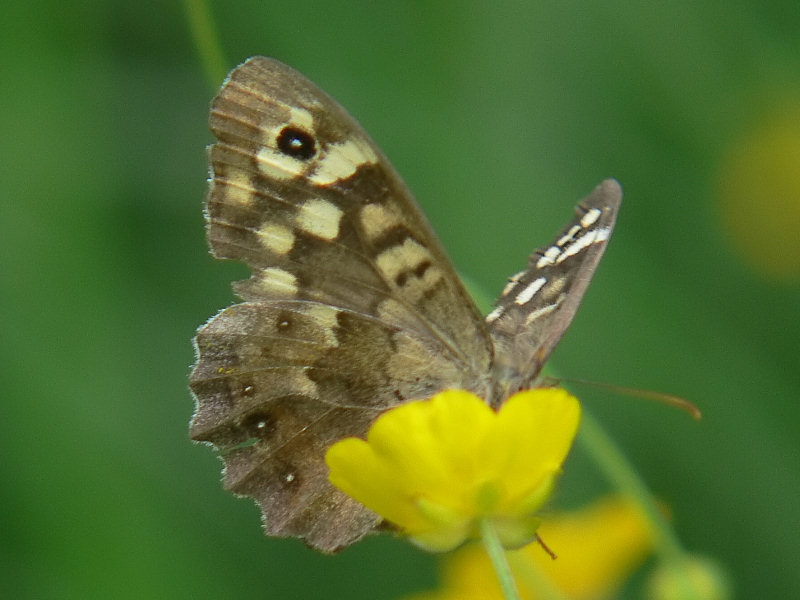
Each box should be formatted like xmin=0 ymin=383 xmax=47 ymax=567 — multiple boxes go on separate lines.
xmin=189 ymin=57 xmax=621 ymax=553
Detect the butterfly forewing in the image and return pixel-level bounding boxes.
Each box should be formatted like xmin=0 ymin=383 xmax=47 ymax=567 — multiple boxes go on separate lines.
xmin=486 ymin=179 xmax=621 ymax=399
xmin=190 ymin=56 xmax=622 ymax=553
xmin=205 ymin=57 xmax=491 ymax=365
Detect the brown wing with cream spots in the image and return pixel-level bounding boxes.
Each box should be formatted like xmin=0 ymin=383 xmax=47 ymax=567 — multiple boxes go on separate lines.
xmin=486 ymin=179 xmax=622 ymax=402
xmin=190 ymin=57 xmax=493 ymax=552
xmin=203 ymin=57 xmax=491 ymax=368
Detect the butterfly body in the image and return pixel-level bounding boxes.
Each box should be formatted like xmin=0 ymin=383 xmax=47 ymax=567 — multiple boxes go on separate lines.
xmin=190 ymin=57 xmax=621 ymax=552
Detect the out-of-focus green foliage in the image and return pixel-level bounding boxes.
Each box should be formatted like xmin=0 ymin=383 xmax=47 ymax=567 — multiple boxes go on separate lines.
xmin=2 ymin=2 xmax=798 ymax=598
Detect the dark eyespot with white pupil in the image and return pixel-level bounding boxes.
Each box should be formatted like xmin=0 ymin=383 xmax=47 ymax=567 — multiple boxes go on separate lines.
xmin=277 ymin=126 xmax=316 ymax=160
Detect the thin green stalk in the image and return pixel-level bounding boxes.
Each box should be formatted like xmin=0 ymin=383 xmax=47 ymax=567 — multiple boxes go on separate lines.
xmin=480 ymin=519 xmax=521 ymax=600
xmin=578 ymin=409 xmax=699 ymax=599
xmin=183 ymin=0 xmax=228 ymax=89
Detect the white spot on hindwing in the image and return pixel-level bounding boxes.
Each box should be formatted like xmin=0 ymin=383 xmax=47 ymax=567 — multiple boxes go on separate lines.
xmin=301 ymin=304 xmax=340 ymax=348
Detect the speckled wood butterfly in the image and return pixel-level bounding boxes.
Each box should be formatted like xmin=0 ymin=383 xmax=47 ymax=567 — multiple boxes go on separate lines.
xmin=189 ymin=57 xmax=621 ymax=552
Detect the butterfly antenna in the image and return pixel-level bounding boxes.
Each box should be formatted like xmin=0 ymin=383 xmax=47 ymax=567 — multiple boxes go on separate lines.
xmin=535 ymin=534 xmax=558 ymax=560
xmin=542 ymin=377 xmax=702 ymax=420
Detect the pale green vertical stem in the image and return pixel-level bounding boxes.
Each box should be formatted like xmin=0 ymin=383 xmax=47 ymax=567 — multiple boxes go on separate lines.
xmin=183 ymin=0 xmax=228 ymax=89
xmin=480 ymin=519 xmax=521 ymax=600
xmin=578 ymin=409 xmax=700 ymax=600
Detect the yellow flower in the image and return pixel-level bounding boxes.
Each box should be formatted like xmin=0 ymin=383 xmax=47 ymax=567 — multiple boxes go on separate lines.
xmin=407 ymin=496 xmax=656 ymax=600
xmin=325 ymin=388 xmax=581 ymax=552
xmin=715 ymin=101 xmax=800 ymax=282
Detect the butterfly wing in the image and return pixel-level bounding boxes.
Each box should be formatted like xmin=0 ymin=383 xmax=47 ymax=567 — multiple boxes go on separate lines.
xmin=486 ymin=179 xmax=622 ymax=401
xmin=189 ymin=57 xmax=492 ymax=552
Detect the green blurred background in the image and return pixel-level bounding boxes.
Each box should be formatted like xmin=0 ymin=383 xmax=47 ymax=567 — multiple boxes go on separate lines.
xmin=3 ymin=1 xmax=799 ymax=598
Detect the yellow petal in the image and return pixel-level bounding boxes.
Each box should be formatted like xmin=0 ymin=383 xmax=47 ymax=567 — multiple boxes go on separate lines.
xmin=326 ymin=388 xmax=582 ymax=551
xmin=403 ymin=495 xmax=656 ymax=600
xmin=523 ymin=495 xmax=655 ymax=598
xmin=326 ymin=437 xmax=426 ymax=530
xmin=490 ymin=388 xmax=581 ymax=508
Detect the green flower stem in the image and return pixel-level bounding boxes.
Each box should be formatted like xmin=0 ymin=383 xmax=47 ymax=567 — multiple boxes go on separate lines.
xmin=480 ymin=519 xmax=521 ymax=600
xmin=578 ymin=409 xmax=700 ymax=600
xmin=183 ymin=0 xmax=228 ymax=89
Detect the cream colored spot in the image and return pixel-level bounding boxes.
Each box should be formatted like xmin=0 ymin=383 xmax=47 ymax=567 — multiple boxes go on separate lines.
xmin=501 ymin=271 xmax=525 ymax=297
xmin=537 ymin=246 xmax=562 ymax=268
xmin=580 ymin=207 xmax=602 ymax=228
xmin=557 ymin=224 xmax=581 ymax=247
xmin=257 ymin=223 xmax=295 ymax=254
xmin=396 ymin=264 xmax=443 ymax=303
xmin=285 ymin=370 xmax=319 ymax=399
xmin=256 ymin=146 xmax=305 ymax=181
xmin=360 ymin=203 xmax=402 ymax=241
xmin=501 ymin=279 xmax=518 ymax=297
xmin=296 ymin=199 xmax=343 ymax=240
xmin=555 ymin=227 xmax=610 ymax=263
xmin=289 ymin=107 xmax=315 ymax=131
xmin=515 ymin=277 xmax=546 ymax=305
xmin=221 ymin=170 xmax=255 ymax=206
xmin=486 ymin=306 xmax=504 ymax=323
xmin=302 ymin=304 xmax=340 ymax=348
xmin=523 ymin=298 xmax=563 ymax=325
xmin=376 ymin=238 xmax=431 ymax=282
xmin=310 ymin=139 xmax=378 ymax=185
xmin=258 ymin=267 xmax=297 ymax=296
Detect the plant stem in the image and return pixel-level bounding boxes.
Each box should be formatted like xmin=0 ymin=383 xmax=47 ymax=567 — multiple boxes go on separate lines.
xmin=578 ymin=409 xmax=700 ymax=600
xmin=183 ymin=0 xmax=228 ymax=88
xmin=480 ymin=519 xmax=521 ymax=600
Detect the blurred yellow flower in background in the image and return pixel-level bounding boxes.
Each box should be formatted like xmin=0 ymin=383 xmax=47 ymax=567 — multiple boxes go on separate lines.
xmin=715 ymin=100 xmax=800 ymax=282
xmin=406 ymin=495 xmax=655 ymax=600
xmin=326 ymin=388 xmax=581 ymax=552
